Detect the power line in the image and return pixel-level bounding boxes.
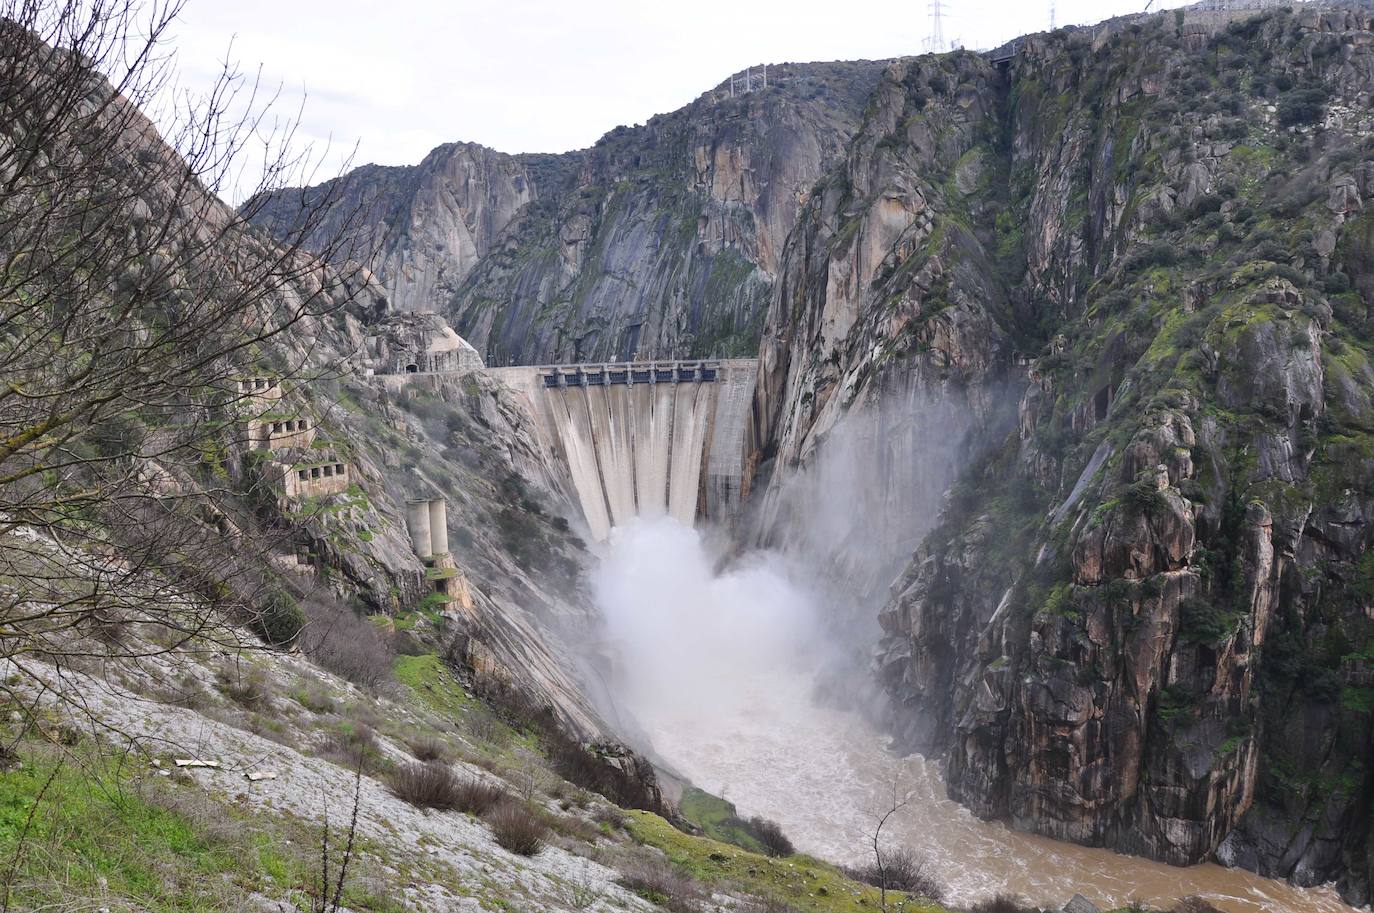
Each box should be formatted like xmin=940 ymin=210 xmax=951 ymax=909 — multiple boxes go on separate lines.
xmin=1050 ymin=0 xmax=1057 ymax=29
xmin=930 ymin=0 xmax=946 ymax=52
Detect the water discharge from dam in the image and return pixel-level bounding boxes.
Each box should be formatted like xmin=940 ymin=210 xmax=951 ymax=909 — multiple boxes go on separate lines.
xmin=592 ymin=518 xmax=1356 ymax=913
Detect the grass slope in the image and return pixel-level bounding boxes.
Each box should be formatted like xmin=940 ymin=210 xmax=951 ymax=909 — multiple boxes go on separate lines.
xmin=626 ymin=809 xmax=949 ymax=913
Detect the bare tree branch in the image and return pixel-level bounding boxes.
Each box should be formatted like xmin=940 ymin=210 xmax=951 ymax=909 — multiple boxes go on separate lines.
xmin=0 ymin=0 xmax=380 ymax=740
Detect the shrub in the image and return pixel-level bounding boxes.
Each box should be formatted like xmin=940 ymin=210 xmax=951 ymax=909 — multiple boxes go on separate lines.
xmin=1277 ymin=86 xmax=1328 ymax=127
xmin=252 ymin=592 xmax=305 ymax=646
xmin=295 ymin=587 xmax=393 ymax=691
xmin=616 ymin=854 xmax=704 ymax=912
xmin=847 ymin=849 xmax=945 ymax=901
xmin=407 ymin=736 xmax=450 ymax=763
xmin=1126 ymin=479 xmax=1166 ymax=516
xmin=462 ymin=709 xmax=511 ymax=746
xmin=452 ymin=777 xmax=507 ymax=816
xmin=245 ymin=713 xmax=297 ymax=749
xmin=505 ymin=755 xmax=549 ymax=802
xmin=971 ymin=894 xmax=1040 ymax=913
xmin=1125 ymin=241 xmax=1178 ymax=273
xmin=1189 ymin=194 xmax=1223 ymax=219
xmin=1324 ymin=270 xmax=1352 ymax=294
xmin=218 ymin=666 xmax=273 ymax=711
xmin=1156 ymin=683 xmax=1197 ymax=723
xmin=485 ymin=801 xmax=548 ymax=856
xmin=322 ymin=722 xmax=384 ymax=772
xmin=1179 ymin=596 xmax=1241 ymax=644
xmin=593 ymin=805 xmax=628 ymax=830
xmin=387 ymin=761 xmax=463 ymax=810
xmin=743 ymin=816 xmax=793 ymax=857
xmin=545 ymin=811 xmax=602 ymax=844
xmin=88 ymin=608 xmax=131 ymax=646
xmin=293 ymin=685 xmax=338 ymax=714
xmin=741 ymin=897 xmax=802 ymax=913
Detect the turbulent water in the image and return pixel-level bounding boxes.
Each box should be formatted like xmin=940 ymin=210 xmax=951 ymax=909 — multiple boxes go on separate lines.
xmin=592 ymin=518 xmax=1356 ymax=913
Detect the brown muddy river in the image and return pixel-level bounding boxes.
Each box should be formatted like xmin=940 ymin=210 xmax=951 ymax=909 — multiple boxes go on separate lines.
xmin=637 ymin=666 xmax=1355 ymax=913
xmin=593 ymin=518 xmax=1357 ymax=913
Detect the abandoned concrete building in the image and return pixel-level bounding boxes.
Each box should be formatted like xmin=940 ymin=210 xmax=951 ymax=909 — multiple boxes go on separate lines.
xmin=266 ymin=457 xmax=351 ymax=500
xmin=236 ymin=362 xmax=474 ymax=609
xmin=246 ymin=416 xmax=316 ymax=451
xmin=236 ymin=376 xmax=283 ymax=403
xmin=235 ymin=372 xmax=351 ymax=505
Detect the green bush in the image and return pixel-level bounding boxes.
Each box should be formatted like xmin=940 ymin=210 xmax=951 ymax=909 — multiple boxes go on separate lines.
xmin=1178 ymin=596 xmax=1241 ymax=644
xmin=1323 ymin=271 xmax=1352 ymax=294
xmin=1277 ymin=86 xmax=1329 ymax=127
xmin=1126 ymin=477 xmax=1167 ymax=516
xmin=1155 ymin=683 xmax=1197 ymax=723
xmin=253 ymin=592 xmax=305 ymax=646
xmin=1340 ymin=687 xmax=1374 ymax=714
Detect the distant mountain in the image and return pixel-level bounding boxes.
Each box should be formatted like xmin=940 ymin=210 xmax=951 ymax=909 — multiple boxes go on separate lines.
xmin=249 ymin=60 xmax=890 ymax=365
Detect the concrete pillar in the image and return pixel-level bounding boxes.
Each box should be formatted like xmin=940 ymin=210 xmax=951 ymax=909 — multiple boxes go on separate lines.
xmin=428 ymin=498 xmax=449 ymax=556
xmin=405 ymin=499 xmax=432 ymax=558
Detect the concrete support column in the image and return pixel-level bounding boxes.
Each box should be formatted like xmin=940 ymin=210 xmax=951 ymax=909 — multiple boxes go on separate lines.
xmin=405 ymin=499 xmax=432 ymax=558
xmin=428 ymin=498 xmax=449 ymax=556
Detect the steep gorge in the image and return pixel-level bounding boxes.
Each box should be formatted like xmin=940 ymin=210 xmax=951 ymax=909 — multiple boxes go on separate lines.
xmin=247 ymin=1 xmax=1374 ymax=907
xmin=743 ymin=3 xmax=1374 ymax=905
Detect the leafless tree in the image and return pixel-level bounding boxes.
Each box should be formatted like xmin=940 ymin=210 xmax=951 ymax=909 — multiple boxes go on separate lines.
xmin=0 ymin=0 xmax=376 ymax=739
xmin=869 ymin=775 xmax=913 ymax=912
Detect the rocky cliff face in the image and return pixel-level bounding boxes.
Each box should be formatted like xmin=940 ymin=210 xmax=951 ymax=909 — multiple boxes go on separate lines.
xmin=252 ymin=143 xmax=535 ymax=331
xmin=281 ymin=356 xmax=608 ymax=736
xmin=252 ymin=62 xmax=890 ymax=365
xmin=740 ymin=50 xmax=1021 ymax=627
xmin=747 ymin=2 xmax=1374 ymax=904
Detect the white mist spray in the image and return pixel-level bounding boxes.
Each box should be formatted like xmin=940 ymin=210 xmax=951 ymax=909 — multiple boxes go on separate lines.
xmin=591 ymin=515 xmax=920 ymax=865
xmin=592 ymin=516 xmax=823 ymax=727
xmin=585 ymin=434 xmax=1347 ymax=913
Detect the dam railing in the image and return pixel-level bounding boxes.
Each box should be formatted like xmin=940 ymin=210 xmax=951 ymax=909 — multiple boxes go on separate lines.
xmin=538 ymin=361 xmax=723 ymax=388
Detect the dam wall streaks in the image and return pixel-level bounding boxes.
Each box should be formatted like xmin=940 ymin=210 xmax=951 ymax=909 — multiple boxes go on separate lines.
xmin=490 ymin=360 xmax=757 ymax=540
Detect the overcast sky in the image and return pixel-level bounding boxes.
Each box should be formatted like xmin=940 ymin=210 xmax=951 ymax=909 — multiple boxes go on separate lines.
xmin=168 ymin=0 xmax=1193 ymax=184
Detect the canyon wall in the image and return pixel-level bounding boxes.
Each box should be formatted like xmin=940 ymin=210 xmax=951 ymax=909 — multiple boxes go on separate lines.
xmin=0 ymin=40 xmax=616 ymax=741
xmin=252 ymin=2 xmax=1374 ymax=901
xmin=745 ymin=4 xmax=1374 ymax=904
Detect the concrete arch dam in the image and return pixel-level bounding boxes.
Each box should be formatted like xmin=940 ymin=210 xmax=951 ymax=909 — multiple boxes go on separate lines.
xmin=489 ymin=360 xmax=758 ymax=541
